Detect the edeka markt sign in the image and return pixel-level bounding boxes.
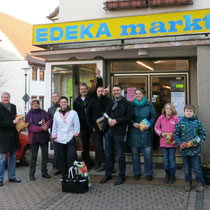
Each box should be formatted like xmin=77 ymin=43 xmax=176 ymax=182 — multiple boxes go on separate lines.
xmin=33 ymin=9 xmax=210 ymax=45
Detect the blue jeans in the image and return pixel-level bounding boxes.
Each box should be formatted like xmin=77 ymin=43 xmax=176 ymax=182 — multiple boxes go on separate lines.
xmin=0 ymin=152 xmax=16 ymax=182
xmin=162 ymin=147 xmax=176 ymax=175
xmin=131 ymin=146 xmax=153 ymax=176
xmin=182 ymin=155 xmax=205 ymax=185
xmin=105 ymin=132 xmax=126 ymax=178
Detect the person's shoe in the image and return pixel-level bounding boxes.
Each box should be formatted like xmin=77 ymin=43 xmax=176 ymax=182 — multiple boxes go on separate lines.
xmin=133 ymin=174 xmax=141 ymax=180
xmin=146 ymin=175 xmax=153 ymax=181
xmin=30 ymin=175 xmax=36 ymax=181
xmin=42 ymin=174 xmax=51 ymax=178
xmin=169 ymin=174 xmax=176 ymax=184
xmin=53 ymin=170 xmax=61 ymax=176
xmin=100 ymin=175 xmax=112 ymax=184
xmin=94 ymin=164 xmax=100 ymax=170
xmin=96 ymin=163 xmax=105 ymax=172
xmin=114 ymin=177 xmax=125 ymax=185
xmin=164 ymin=173 xmax=170 ymax=183
xmin=9 ymin=178 xmax=21 ymax=183
xmin=185 ymin=182 xmax=192 ymax=192
xmin=0 ymin=181 xmax=3 ymax=187
xmin=196 ymin=183 xmax=205 ymax=192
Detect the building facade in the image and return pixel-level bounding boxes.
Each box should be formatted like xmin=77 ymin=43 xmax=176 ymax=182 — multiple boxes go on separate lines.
xmin=31 ymin=0 xmax=210 ymax=161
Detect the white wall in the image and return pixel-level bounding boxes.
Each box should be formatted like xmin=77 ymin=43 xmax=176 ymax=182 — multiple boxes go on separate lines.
xmin=59 ymin=0 xmax=209 ymax=22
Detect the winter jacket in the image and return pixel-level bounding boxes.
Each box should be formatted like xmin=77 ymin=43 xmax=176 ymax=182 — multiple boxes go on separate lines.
xmin=105 ymin=97 xmax=133 ymax=136
xmin=52 ymin=109 xmax=80 ymax=144
xmin=174 ymin=115 xmax=206 ymax=156
xmin=25 ymin=108 xmax=52 ymax=144
xmin=73 ymin=77 xmax=103 ymax=131
xmin=87 ymin=95 xmax=112 ymax=131
xmin=155 ymin=115 xmax=179 ymax=148
xmin=48 ymin=103 xmax=60 ymax=120
xmin=0 ymin=103 xmax=20 ymax=153
xmin=127 ymin=101 xmax=157 ymax=147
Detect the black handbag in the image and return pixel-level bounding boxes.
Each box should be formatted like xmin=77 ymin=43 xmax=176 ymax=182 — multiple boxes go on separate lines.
xmin=61 ymin=166 xmax=88 ymax=194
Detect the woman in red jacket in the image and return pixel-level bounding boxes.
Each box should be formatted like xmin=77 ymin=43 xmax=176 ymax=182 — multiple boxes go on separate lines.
xmin=155 ymin=103 xmax=179 ymax=184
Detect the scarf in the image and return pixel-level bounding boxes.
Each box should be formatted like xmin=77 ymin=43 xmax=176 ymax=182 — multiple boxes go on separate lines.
xmin=112 ymin=96 xmax=123 ymax=110
xmin=133 ymin=96 xmax=147 ymax=107
xmin=1 ymin=102 xmax=11 ymax=111
xmin=59 ymin=106 xmax=71 ymax=116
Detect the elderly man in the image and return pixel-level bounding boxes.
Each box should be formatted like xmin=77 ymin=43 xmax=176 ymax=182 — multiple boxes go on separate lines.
xmin=73 ymin=67 xmax=102 ymax=168
xmin=0 ymin=92 xmax=21 ymax=186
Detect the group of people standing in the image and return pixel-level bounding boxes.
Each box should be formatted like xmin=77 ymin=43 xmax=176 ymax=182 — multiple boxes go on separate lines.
xmin=0 ymin=67 xmax=207 ymax=192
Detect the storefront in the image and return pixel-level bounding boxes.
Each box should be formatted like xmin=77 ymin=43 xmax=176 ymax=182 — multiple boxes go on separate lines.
xmin=31 ymin=9 xmax=210 ymax=161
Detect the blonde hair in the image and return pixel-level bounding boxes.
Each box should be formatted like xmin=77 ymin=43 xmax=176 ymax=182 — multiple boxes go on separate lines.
xmin=162 ymin=103 xmax=177 ymax=116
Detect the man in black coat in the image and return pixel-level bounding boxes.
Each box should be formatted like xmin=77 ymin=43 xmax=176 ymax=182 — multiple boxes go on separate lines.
xmin=100 ymin=85 xmax=133 ymax=185
xmin=48 ymin=92 xmax=61 ymax=175
xmin=0 ymin=92 xmax=21 ymax=186
xmin=87 ymin=86 xmax=111 ymax=172
xmin=73 ymin=68 xmax=103 ymax=167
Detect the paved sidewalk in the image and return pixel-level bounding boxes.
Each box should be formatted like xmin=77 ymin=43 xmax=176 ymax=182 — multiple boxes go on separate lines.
xmin=0 ymin=162 xmax=209 ymax=210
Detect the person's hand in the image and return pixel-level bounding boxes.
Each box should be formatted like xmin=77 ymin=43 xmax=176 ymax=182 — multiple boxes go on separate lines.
xmin=180 ymin=142 xmax=187 ymax=149
xmin=41 ymin=124 xmax=48 ymax=131
xmin=133 ymin=123 xmax=140 ymax=129
xmin=143 ymin=126 xmax=150 ymax=131
xmin=103 ymin=85 xmax=110 ymax=95
xmin=161 ymin=133 xmax=167 ymax=137
xmin=109 ymin=119 xmax=117 ymax=127
xmin=13 ymin=118 xmax=20 ymax=124
xmin=53 ymin=138 xmax=57 ymax=143
xmin=95 ymin=66 xmax=101 ymax=78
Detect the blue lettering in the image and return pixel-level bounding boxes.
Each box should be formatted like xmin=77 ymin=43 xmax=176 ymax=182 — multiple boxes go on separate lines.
xmin=80 ymin=24 xmax=94 ymax=39
xmin=150 ymin=22 xmax=167 ymax=34
xmin=36 ymin=28 xmax=48 ymax=42
xmin=120 ymin=24 xmax=147 ymax=36
xmin=183 ymin=15 xmax=202 ymax=31
xmin=168 ymin=20 xmax=183 ymax=32
xmin=95 ymin=23 xmax=111 ymax=38
xmin=50 ymin=27 xmax=63 ymax=41
xmin=203 ymin=14 xmax=210 ymax=30
xmin=65 ymin=25 xmax=78 ymax=40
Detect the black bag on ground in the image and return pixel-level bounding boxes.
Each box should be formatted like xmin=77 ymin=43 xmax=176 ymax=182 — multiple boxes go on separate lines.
xmin=61 ymin=166 xmax=88 ymax=193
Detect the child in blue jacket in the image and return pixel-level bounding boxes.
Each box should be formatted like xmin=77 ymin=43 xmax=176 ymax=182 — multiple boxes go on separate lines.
xmin=174 ymin=104 xmax=206 ymax=192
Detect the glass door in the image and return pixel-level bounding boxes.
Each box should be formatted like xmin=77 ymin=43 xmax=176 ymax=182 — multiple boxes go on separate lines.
xmin=113 ymin=75 xmax=148 ymax=102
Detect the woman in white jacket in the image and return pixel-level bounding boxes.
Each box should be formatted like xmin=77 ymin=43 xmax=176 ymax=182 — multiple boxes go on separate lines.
xmin=52 ymin=96 xmax=80 ymax=178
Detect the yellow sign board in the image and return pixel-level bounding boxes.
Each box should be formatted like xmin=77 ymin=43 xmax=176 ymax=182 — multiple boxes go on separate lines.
xmin=33 ymin=9 xmax=210 ymax=45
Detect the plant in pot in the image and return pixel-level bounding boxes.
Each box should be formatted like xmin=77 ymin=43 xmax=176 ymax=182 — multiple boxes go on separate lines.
xmin=201 ymin=161 xmax=210 ymax=185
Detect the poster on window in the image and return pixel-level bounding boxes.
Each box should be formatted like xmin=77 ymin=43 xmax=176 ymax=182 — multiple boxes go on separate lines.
xmin=171 ymin=92 xmax=185 ymax=117
xmin=127 ymin=87 xmax=136 ymax=101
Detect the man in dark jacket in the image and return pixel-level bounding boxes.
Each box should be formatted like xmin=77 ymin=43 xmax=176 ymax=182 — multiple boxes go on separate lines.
xmin=87 ymin=86 xmax=111 ymax=172
xmin=48 ymin=92 xmax=61 ymax=175
xmin=0 ymin=92 xmax=21 ymax=186
xmin=100 ymin=85 xmax=133 ymax=185
xmin=73 ymin=68 xmax=102 ymax=167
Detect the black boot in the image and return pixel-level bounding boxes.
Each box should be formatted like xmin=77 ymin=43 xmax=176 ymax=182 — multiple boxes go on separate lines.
xmin=164 ymin=171 xmax=170 ymax=183
xmin=169 ymin=174 xmax=176 ymax=184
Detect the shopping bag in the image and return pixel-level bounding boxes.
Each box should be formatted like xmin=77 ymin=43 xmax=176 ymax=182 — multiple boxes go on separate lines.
xmin=61 ymin=166 xmax=88 ymax=194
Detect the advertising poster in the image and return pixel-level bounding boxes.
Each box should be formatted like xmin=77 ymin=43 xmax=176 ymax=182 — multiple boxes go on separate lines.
xmin=171 ymin=92 xmax=185 ymax=117
xmin=127 ymin=87 xmax=136 ymax=101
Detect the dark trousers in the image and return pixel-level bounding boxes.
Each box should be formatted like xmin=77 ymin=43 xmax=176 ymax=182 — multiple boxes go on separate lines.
xmin=93 ymin=130 xmax=105 ymax=165
xmin=58 ymin=138 xmax=77 ymax=177
xmin=80 ymin=129 xmax=91 ymax=164
xmin=105 ymin=132 xmax=126 ymax=178
xmin=53 ymin=141 xmax=62 ymax=171
xmin=29 ymin=143 xmax=48 ymax=176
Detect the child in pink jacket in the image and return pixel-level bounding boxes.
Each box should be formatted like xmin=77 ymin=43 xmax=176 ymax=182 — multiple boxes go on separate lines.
xmin=155 ymin=103 xmax=179 ymax=184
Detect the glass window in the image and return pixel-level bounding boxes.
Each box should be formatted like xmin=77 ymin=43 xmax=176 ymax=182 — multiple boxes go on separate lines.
xmin=32 ymin=68 xmax=37 ymax=80
xmin=39 ymin=96 xmax=44 ymax=109
xmin=111 ymin=59 xmax=189 ymax=73
xmin=40 ymin=69 xmax=44 ymax=81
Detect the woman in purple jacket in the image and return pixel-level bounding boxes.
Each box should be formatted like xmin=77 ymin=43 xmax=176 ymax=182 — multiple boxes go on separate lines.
xmin=26 ymin=99 xmax=52 ymax=180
